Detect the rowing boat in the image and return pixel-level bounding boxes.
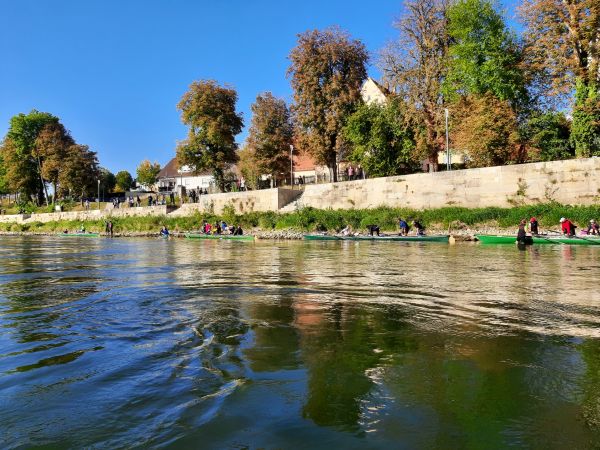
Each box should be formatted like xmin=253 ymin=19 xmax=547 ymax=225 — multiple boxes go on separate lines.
xmin=58 ymin=232 xmax=100 ymax=237
xmin=303 ymin=234 xmax=450 ymax=243
xmin=476 ymin=234 xmax=600 ymax=246
xmin=185 ymin=233 xmax=255 ymax=241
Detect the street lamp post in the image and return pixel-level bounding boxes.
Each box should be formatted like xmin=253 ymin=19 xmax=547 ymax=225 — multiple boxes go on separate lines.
xmin=97 ymin=179 xmax=100 ymax=210
xmin=445 ymin=108 xmax=450 ymax=171
xmin=290 ymin=144 xmax=294 ymax=188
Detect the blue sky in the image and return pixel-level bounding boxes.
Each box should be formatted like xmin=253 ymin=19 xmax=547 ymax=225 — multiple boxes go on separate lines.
xmin=0 ymin=0 xmax=520 ymax=175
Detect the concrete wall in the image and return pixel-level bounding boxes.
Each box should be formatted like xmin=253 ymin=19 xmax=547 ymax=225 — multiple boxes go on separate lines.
xmin=293 ymin=158 xmax=600 ymax=210
xmin=170 ymin=188 xmax=302 ymax=216
xmin=0 ymin=206 xmax=170 ymax=224
xmin=0 ymin=159 xmax=598 ymax=224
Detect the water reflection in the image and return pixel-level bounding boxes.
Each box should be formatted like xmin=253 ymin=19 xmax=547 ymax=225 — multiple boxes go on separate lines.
xmin=0 ymin=236 xmax=599 ymax=448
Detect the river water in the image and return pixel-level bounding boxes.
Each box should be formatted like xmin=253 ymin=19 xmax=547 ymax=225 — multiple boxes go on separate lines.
xmin=0 ymin=236 xmax=599 ymax=449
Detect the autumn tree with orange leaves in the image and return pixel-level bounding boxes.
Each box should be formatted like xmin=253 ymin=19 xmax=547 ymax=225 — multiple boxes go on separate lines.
xmin=288 ymin=27 xmax=368 ymax=182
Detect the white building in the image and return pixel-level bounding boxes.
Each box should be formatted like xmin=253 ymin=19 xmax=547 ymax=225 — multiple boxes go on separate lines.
xmin=156 ymin=158 xmax=214 ymax=194
xmin=360 ymin=77 xmax=390 ymax=106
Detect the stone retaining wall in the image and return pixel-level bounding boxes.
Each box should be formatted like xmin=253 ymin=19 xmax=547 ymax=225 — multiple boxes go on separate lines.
xmin=170 ymin=188 xmax=302 ymax=216
xmin=0 ymin=206 xmax=170 ymax=224
xmin=0 ymin=159 xmax=598 ymax=224
xmin=293 ymin=158 xmax=600 ymax=210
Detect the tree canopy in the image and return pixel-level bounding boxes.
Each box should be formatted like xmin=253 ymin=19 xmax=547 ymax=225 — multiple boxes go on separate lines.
xmin=98 ymin=168 xmax=116 ymax=198
xmin=344 ymin=99 xmax=416 ymax=177
xmin=247 ymin=92 xmax=293 ymax=186
xmin=288 ymin=27 xmax=368 ymax=181
xmin=445 ymin=0 xmax=527 ymax=107
xmin=380 ymin=0 xmax=448 ymax=171
xmin=115 ymin=170 xmax=134 ymax=192
xmin=452 ymin=94 xmax=520 ymax=167
xmin=2 ymin=110 xmax=59 ymax=201
xmin=136 ymin=160 xmax=161 ymax=188
xmin=176 ymin=80 xmax=243 ymax=191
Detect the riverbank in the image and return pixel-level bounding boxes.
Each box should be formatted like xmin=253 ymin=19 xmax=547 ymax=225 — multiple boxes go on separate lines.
xmin=0 ymin=203 xmax=598 ymax=239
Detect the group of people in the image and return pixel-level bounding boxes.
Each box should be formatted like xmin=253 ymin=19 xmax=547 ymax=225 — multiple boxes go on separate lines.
xmin=517 ymin=216 xmax=599 ymax=241
xmin=345 ymin=165 xmax=365 ymax=181
xmin=342 ymin=218 xmax=426 ymax=237
xmin=201 ymin=220 xmax=244 ymax=236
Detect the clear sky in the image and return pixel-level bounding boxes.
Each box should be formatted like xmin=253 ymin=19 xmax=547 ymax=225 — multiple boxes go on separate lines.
xmin=0 ymin=0 xmax=520 ymax=176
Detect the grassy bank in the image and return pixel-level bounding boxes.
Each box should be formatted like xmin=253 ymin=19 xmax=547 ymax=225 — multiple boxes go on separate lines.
xmin=1 ymin=203 xmax=599 ymax=235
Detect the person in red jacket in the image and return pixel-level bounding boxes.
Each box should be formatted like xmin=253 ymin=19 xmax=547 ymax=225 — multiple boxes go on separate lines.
xmin=560 ymin=217 xmax=576 ymax=236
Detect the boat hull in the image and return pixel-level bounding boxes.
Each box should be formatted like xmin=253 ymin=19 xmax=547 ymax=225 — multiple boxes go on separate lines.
xmin=476 ymin=234 xmax=600 ymax=246
xmin=185 ymin=233 xmax=254 ymax=241
xmin=59 ymin=233 xmax=100 ymax=237
xmin=303 ymin=234 xmax=450 ymax=243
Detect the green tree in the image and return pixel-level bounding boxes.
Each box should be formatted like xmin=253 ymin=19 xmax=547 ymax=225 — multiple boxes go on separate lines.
xmin=452 ymin=94 xmax=520 ymax=167
xmin=444 ymin=0 xmax=527 ymax=107
xmin=115 ymin=170 xmax=134 ymax=192
xmin=380 ymin=0 xmax=448 ymax=171
xmin=0 ymin=152 xmax=8 ymax=195
xmin=136 ymin=160 xmax=161 ymax=188
xmin=344 ymin=99 xmax=416 ymax=177
xmin=571 ymin=80 xmax=600 ymax=157
xmin=288 ymin=27 xmax=368 ymax=182
xmin=247 ymin=92 xmax=293 ymax=187
xmin=237 ymin=145 xmax=261 ymax=190
xmin=98 ymin=167 xmax=116 ymax=200
xmin=521 ymin=111 xmax=573 ymax=161
xmin=176 ymin=80 xmax=243 ymax=192
xmin=2 ymin=110 xmax=59 ymax=202
xmin=58 ymin=145 xmax=100 ymax=201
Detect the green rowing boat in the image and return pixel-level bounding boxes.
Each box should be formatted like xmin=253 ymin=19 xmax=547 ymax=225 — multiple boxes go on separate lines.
xmin=303 ymin=234 xmax=450 ymax=243
xmin=59 ymin=233 xmax=100 ymax=237
xmin=185 ymin=233 xmax=254 ymax=241
xmin=476 ymin=234 xmax=600 ymax=246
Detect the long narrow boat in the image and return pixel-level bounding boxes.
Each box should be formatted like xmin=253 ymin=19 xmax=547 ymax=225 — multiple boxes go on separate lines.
xmin=303 ymin=234 xmax=450 ymax=243
xmin=476 ymin=234 xmax=600 ymax=246
xmin=185 ymin=233 xmax=255 ymax=241
xmin=58 ymin=232 xmax=100 ymax=238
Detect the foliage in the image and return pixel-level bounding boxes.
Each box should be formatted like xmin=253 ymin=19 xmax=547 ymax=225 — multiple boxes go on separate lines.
xmin=237 ymin=145 xmax=261 ymax=190
xmin=58 ymin=145 xmax=100 ymax=199
xmin=176 ymin=80 xmax=243 ymax=192
xmin=247 ymin=92 xmax=293 ymax=186
xmin=452 ymin=94 xmax=520 ymax=167
xmin=444 ymin=0 xmax=527 ymax=108
xmin=1 ymin=110 xmax=59 ymax=201
xmin=343 ymin=99 xmax=416 ymax=177
xmin=136 ymin=160 xmax=161 ymax=187
xmin=34 ymin=122 xmax=74 ymax=203
xmin=99 ymin=167 xmax=116 ymax=197
xmin=2 ymin=203 xmax=598 ymax=234
xmin=288 ymin=27 xmax=368 ymax=181
xmin=571 ymin=80 xmax=600 ymax=157
xmin=521 ymin=111 xmax=573 ymax=161
xmin=0 ymin=152 xmax=8 ymax=195
xmin=519 ymin=0 xmax=600 ymax=100
xmin=115 ymin=170 xmax=134 ymax=192
xmin=380 ymin=0 xmax=448 ymax=170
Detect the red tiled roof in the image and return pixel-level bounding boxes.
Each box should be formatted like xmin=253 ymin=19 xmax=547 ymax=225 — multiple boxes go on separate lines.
xmin=294 ymin=152 xmax=318 ymax=171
